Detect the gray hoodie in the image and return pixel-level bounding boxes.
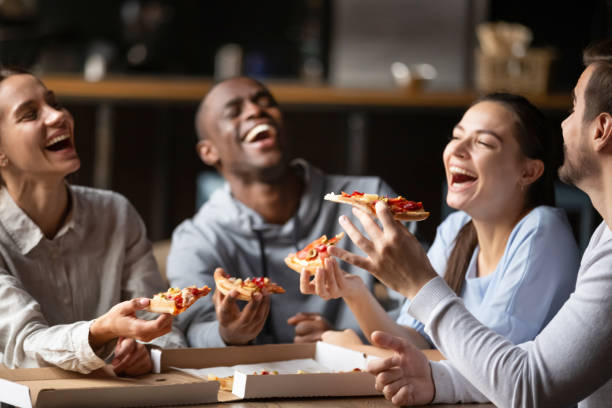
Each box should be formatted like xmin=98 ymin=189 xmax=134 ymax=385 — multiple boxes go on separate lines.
xmin=167 ymin=159 xmax=403 ymax=347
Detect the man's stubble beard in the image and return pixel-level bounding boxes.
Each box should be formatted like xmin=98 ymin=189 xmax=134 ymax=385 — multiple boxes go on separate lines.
xmin=558 ymin=142 xmax=600 ymax=187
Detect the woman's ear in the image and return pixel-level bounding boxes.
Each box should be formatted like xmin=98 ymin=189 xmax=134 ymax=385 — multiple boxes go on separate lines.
xmin=196 ymin=140 xmax=219 ymax=167
xmin=520 ymin=158 xmax=545 ymax=188
xmin=593 ymin=112 xmax=612 ymax=152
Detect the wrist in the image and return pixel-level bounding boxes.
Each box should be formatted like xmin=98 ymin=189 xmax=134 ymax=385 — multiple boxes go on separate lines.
xmin=344 ymin=277 xmax=367 ymax=302
xmin=89 ymin=316 xmax=115 ymax=349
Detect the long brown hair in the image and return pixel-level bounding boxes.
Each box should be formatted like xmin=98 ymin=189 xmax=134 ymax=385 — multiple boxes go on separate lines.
xmin=444 ymin=93 xmax=559 ymax=295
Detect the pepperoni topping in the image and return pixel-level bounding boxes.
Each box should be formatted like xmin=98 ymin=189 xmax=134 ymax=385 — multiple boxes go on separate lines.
xmin=341 ymin=190 xmax=364 ymax=197
xmin=173 ymin=294 xmax=183 ymax=309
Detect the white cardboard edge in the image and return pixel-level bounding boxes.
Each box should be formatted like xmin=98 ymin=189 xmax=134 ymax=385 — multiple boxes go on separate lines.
xmin=150 ymin=348 xmax=162 ymax=374
xmin=314 ymin=341 xmax=368 ymax=371
xmin=0 ymin=378 xmax=33 ymax=408
xmin=232 ymin=371 xmax=248 ymax=398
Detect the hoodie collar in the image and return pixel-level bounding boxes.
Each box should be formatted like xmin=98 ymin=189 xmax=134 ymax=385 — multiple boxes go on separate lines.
xmin=224 ymin=159 xmax=326 ymax=239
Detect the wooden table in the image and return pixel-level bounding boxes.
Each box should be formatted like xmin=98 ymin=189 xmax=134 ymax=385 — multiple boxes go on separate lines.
xmin=189 ymin=398 xmax=494 ymax=407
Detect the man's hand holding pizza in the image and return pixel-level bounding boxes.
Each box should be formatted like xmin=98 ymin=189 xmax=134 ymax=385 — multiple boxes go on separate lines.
xmin=214 ymin=284 xmax=271 ymax=345
xmin=329 ymin=201 xmax=437 ymax=300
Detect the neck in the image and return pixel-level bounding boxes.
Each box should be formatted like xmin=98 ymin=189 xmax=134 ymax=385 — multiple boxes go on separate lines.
xmin=584 ymin=160 xmax=612 ymax=228
xmin=472 ymin=206 xmax=530 ymax=278
xmin=226 ymin=167 xmax=303 ymax=224
xmin=3 ymin=176 xmax=70 ymax=239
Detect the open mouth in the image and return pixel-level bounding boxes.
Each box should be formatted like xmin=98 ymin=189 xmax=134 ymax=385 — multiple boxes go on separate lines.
xmin=242 ymin=123 xmax=276 ymax=143
xmin=45 ymin=134 xmax=72 ymax=151
xmin=449 ymin=166 xmax=477 ymax=185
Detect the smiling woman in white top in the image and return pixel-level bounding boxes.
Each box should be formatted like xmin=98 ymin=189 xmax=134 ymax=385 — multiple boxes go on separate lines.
xmin=0 ymin=68 xmax=185 ymax=375
xmin=301 ymin=93 xmax=579 ymax=352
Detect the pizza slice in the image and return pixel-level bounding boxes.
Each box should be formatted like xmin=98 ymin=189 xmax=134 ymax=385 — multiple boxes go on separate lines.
xmin=324 ymin=191 xmax=429 ymax=221
xmin=213 ymin=268 xmax=285 ymax=301
xmin=284 ymin=233 xmax=344 ymax=274
xmin=207 ymin=374 xmax=234 ymax=392
xmin=147 ymin=285 xmax=211 ymax=315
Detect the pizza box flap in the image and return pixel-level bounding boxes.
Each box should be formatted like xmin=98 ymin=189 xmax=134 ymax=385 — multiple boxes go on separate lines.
xmin=0 ymin=364 xmax=218 ymax=408
xmin=157 ymin=342 xmax=315 ymax=370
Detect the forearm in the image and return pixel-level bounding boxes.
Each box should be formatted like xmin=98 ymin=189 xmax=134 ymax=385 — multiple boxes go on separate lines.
xmin=8 ymin=320 xmax=107 ymax=373
xmin=344 ymin=283 xmax=430 ymax=349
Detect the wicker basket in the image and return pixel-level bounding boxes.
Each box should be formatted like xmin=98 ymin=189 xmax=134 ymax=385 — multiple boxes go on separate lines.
xmin=475 ymin=48 xmax=555 ymax=94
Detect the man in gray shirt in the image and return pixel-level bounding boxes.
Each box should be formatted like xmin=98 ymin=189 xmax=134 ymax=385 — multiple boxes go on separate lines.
xmin=167 ymin=77 xmax=403 ymax=347
xmin=329 ymin=41 xmax=612 ymax=407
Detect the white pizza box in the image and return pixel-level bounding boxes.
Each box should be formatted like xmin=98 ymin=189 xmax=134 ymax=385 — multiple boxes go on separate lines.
xmin=0 ymin=364 xmax=218 ymax=408
xmin=151 ymin=341 xmax=382 ymax=401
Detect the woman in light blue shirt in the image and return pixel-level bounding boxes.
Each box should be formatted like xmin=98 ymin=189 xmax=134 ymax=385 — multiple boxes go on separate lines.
xmin=300 ymin=93 xmax=579 ymax=350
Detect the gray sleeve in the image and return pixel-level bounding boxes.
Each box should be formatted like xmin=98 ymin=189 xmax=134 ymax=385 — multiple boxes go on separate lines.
xmin=166 ymin=220 xmax=226 ymax=348
xmin=0 ymin=269 xmax=107 ymax=373
xmin=120 ymin=202 xmax=186 ymax=349
xmin=409 ymin=269 xmax=612 ymax=407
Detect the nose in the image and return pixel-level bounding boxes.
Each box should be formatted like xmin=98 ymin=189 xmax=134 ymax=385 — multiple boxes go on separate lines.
xmin=449 ymin=137 xmax=470 ymax=158
xmin=43 ymin=105 xmax=67 ymax=127
xmin=242 ymin=99 xmax=264 ymax=120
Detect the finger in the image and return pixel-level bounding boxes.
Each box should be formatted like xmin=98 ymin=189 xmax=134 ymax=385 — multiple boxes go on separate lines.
xmin=113 ymin=337 xmax=136 ymax=363
xmin=374 ymin=200 xmax=400 ymax=234
xmin=115 ymin=343 xmax=151 ymax=375
xmin=351 ymin=207 xmax=384 ymax=242
xmin=119 ymin=298 xmax=151 ymax=315
xmin=370 ymin=331 xmax=407 ymax=354
xmin=313 ymin=267 xmax=331 ymax=299
xmin=327 ymin=245 xmax=371 ymax=271
xmin=378 ymin=367 xmax=406 ymax=391
xmin=299 ymin=269 xmax=315 ymax=294
xmin=243 ymin=292 xmax=270 ymax=326
xmin=294 ymin=319 xmax=327 ymax=336
xmin=131 ymin=314 xmax=173 ymax=342
xmin=327 ymin=258 xmax=345 ymax=293
xmin=391 ymin=384 xmax=416 ymax=406
xmin=287 ymin=312 xmax=317 ymax=325
xmin=216 ymin=290 xmax=240 ymax=323
xmin=338 ymin=215 xmax=376 ymax=255
xmin=367 ymin=356 xmax=397 ymax=376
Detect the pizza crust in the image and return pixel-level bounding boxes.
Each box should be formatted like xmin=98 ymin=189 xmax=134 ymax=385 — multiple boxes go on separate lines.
xmin=147 ymin=297 xmax=177 ymax=315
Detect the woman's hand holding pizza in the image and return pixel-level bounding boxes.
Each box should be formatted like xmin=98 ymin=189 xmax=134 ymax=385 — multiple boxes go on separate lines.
xmin=328 ymin=201 xmax=437 ymax=300
xmin=214 ymin=278 xmax=271 ymax=345
xmin=89 ymin=298 xmax=173 ymax=349
xmin=298 ymin=257 xmax=365 ymax=301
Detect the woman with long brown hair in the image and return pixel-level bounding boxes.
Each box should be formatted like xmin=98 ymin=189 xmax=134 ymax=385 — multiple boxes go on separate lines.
xmin=301 ymin=93 xmax=579 ymax=350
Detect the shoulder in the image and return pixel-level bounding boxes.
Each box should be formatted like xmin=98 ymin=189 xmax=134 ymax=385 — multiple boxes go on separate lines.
xmin=70 ymin=185 xmax=133 ymax=214
xmin=514 ymin=206 xmax=573 ymax=240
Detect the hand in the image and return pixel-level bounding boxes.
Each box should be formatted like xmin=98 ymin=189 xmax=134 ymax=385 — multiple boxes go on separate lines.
xmin=287 ymin=312 xmax=332 ymax=343
xmin=299 ymin=257 xmax=365 ymax=300
xmin=321 ymin=329 xmax=364 ymax=346
xmin=367 ymin=331 xmax=435 ymax=406
xmin=328 ymin=201 xmax=437 ymax=299
xmin=214 ymin=287 xmax=270 ymax=345
xmin=89 ymin=298 xmax=173 ymax=349
xmin=111 ymin=337 xmax=153 ymax=376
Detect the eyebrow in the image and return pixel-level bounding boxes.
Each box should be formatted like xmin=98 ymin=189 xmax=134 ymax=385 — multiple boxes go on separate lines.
xmin=13 ymin=100 xmax=36 ymax=118
xmin=453 ymin=125 xmax=503 ymax=142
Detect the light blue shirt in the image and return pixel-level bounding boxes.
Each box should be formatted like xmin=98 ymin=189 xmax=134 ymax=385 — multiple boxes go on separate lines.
xmin=397 ymin=206 xmax=579 ymax=346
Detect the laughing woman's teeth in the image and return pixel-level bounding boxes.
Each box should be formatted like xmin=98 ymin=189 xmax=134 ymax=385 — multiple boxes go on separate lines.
xmin=46 ymin=134 xmax=69 ymax=147
xmin=449 ymin=166 xmax=476 ymax=178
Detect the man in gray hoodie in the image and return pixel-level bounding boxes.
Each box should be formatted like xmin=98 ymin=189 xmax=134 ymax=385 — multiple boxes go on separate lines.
xmin=166 ymin=77 xmax=403 ymax=347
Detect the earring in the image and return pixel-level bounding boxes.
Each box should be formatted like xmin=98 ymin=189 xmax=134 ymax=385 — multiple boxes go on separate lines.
xmin=0 ymin=157 xmax=7 ymax=167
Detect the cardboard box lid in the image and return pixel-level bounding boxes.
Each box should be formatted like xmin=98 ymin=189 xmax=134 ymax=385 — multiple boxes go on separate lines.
xmin=0 ymin=365 xmax=218 ymax=408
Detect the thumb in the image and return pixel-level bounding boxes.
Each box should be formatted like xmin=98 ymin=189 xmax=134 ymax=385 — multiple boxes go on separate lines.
xmin=126 ymin=297 xmax=150 ymax=312
xmin=371 ymin=330 xmax=406 ymax=353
